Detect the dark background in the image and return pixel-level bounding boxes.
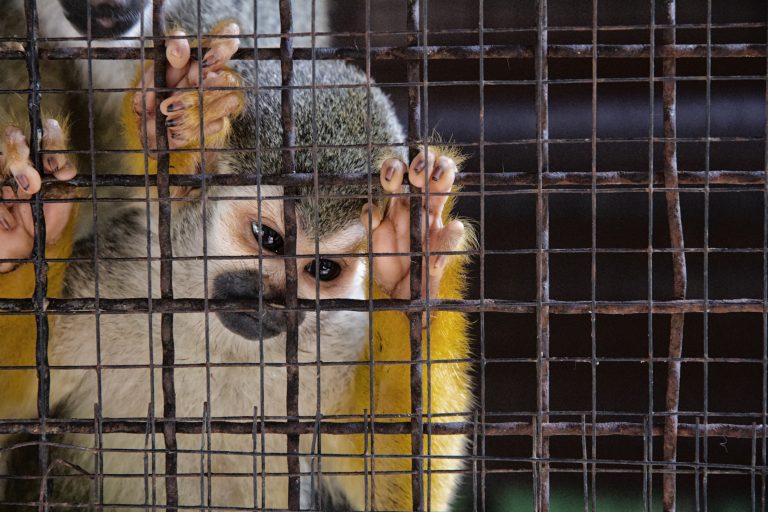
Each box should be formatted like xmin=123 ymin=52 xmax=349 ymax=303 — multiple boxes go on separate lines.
xmin=328 ymin=1 xmax=766 ymax=509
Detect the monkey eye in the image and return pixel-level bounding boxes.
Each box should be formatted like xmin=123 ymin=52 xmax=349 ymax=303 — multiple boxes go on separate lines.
xmin=305 ymin=259 xmax=342 ymax=282
xmin=251 ymin=222 xmax=284 ymax=254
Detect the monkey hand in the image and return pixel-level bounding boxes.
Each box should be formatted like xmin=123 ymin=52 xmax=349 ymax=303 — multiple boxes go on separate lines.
xmin=0 ymin=119 xmax=76 ymax=273
xmin=131 ymin=20 xmax=244 ymax=154
xmin=362 ymin=148 xmax=465 ymax=301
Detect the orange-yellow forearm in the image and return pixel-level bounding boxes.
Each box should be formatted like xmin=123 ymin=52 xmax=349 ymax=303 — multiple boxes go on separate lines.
xmin=0 ymin=206 xmax=77 ymax=419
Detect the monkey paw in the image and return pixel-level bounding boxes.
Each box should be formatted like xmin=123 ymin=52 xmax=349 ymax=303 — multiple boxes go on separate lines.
xmin=362 ymin=149 xmax=465 ymax=300
xmin=0 ymin=118 xmax=76 ymax=273
xmin=132 ymin=20 xmax=244 ymax=153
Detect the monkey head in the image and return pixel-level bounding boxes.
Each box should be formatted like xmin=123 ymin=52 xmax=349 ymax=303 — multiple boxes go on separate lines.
xmin=206 ymin=185 xmax=368 ymax=346
xmin=186 ymin=61 xmax=405 ymax=351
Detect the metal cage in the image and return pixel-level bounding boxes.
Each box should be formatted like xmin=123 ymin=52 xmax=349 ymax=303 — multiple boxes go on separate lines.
xmin=1 ymin=0 xmax=768 ymax=510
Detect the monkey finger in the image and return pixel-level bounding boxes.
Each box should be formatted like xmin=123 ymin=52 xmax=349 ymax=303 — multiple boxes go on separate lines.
xmin=408 ymin=149 xmax=436 ymax=190
xmin=139 ymin=120 xmax=158 ymax=152
xmin=379 ymin=157 xmax=406 ymax=193
xmin=359 ymin=203 xmax=382 ymax=232
xmin=138 ymin=65 xmax=158 ymax=110
xmin=424 ymin=219 xmax=465 ymax=299
xmin=166 ymin=31 xmax=191 ymax=71
xmin=168 ymin=118 xmax=225 ymax=149
xmin=41 ymin=200 xmax=75 ymax=246
xmin=203 ymin=118 xmax=225 ymax=137
xmin=371 ymin=218 xmax=407 ymax=296
xmin=9 ymin=164 xmax=39 ymax=195
xmin=0 ymin=189 xmax=16 ymax=231
xmin=159 ymin=96 xmax=189 ymax=117
xmin=425 ymin=155 xmax=457 ymax=229
xmin=0 ymin=226 xmax=33 ymax=273
xmin=202 ymin=20 xmax=240 ymax=73
xmin=42 ymin=119 xmax=76 ymax=181
xmin=13 ymin=192 xmax=35 ymax=239
xmin=202 ymin=92 xmax=243 ymax=122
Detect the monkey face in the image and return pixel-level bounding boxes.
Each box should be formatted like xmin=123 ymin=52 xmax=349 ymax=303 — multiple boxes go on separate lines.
xmin=207 ymin=186 xmax=367 ymax=344
xmin=59 ymin=0 xmax=145 ymax=38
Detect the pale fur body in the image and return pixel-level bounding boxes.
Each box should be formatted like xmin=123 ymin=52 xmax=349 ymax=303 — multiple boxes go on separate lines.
xmin=37 ymin=187 xmax=368 ymax=508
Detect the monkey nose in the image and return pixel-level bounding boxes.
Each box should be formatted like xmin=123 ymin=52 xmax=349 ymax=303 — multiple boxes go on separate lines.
xmin=96 ymin=17 xmax=116 ymax=29
xmin=91 ymin=0 xmax=130 ymax=7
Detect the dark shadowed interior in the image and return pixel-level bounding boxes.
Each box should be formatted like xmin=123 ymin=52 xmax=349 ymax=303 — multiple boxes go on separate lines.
xmin=328 ymin=1 xmax=766 ymax=509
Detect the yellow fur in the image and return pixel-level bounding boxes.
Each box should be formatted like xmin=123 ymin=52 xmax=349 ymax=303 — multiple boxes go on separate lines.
xmin=0 ymin=207 xmax=77 ymax=420
xmin=323 ymin=197 xmax=474 ymax=511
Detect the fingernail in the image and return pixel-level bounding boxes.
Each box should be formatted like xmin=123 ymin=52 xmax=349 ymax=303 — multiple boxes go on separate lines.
xmin=0 ymin=218 xmax=11 ymax=231
xmin=168 ymin=102 xmax=184 ymax=112
xmin=431 ymin=164 xmax=444 ymax=182
xmin=47 ymin=156 xmax=56 ymax=170
xmin=166 ymin=118 xmax=178 ymax=127
xmin=16 ymin=174 xmax=29 ymax=191
xmin=384 ymin=165 xmax=396 ymax=182
xmin=414 ymin=160 xmax=425 ymax=174
xmin=202 ymin=58 xmax=213 ymax=68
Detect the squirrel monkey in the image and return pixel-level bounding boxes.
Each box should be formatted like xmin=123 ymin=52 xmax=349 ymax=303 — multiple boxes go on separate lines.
xmin=0 ymin=4 xmax=472 ymax=512
xmin=0 ymin=0 xmax=331 ymax=426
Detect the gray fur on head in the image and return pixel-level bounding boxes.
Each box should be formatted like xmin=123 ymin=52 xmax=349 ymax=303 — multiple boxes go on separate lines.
xmin=221 ymin=60 xmax=406 ymax=238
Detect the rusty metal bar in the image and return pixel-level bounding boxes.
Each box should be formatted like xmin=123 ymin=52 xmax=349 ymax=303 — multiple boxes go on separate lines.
xmin=25 ymin=169 xmax=768 ymax=190
xmin=589 ymin=0 xmax=599 ymax=508
xmin=660 ymin=1 xmax=687 ymax=511
xmin=148 ymin=0 xmax=179 ymax=509
xmin=406 ymin=0 xmax=425 ymax=509
xmin=763 ymin=2 xmax=768 ymax=510
xmin=1 ymin=43 xmax=765 ymax=61
xmin=21 ymin=0 xmax=50 ymax=509
xmin=535 ymin=0 xmax=551 ymax=510
xmin=277 ymin=0 xmax=301 ymax=508
xmin=4 ymin=297 xmax=768 ymax=315
xmin=3 ymin=419 xmax=768 ymax=439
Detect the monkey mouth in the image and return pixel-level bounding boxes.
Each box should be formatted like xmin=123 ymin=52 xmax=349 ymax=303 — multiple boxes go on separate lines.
xmin=216 ymin=309 xmax=287 ymax=341
xmin=211 ymin=270 xmax=305 ymax=342
xmin=61 ymin=1 xmax=143 ymax=38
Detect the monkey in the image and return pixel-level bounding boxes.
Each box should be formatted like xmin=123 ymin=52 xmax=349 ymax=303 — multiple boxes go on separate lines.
xmin=0 ymin=0 xmax=331 ymax=437
xmin=0 ymin=6 xmax=473 ymax=512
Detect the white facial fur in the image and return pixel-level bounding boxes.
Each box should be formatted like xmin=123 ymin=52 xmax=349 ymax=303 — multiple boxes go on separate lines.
xmin=172 ymin=185 xmax=369 ymax=363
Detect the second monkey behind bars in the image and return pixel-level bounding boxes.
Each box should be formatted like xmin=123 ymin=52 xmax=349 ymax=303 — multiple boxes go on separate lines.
xmin=0 ymin=12 xmax=474 ymax=512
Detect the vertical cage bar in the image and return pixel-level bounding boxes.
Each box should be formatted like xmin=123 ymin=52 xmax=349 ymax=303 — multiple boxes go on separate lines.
xmin=278 ymin=0 xmax=301 ymax=509
xmin=362 ymin=0 xmax=378 ymax=505
xmin=762 ymin=2 xmax=768 ymax=511
xmin=589 ymin=0 xmax=599 ymax=509
xmin=646 ymin=1 xmax=656 ymax=508
xmin=83 ymin=3 xmax=107 ymax=506
xmin=406 ymin=0 xmax=425 ymax=509
xmin=660 ymin=0 xmax=687 ymax=511
xmin=21 ymin=0 xmax=50 ymax=508
xmin=477 ymin=0 xmax=488 ymax=509
xmin=250 ymin=2 xmax=268 ymax=509
xmin=309 ymin=0 xmax=323 ymax=508
xmin=150 ymin=0 xmax=179 ymax=508
xmin=136 ymin=2 xmax=160 ymax=506
xmin=702 ymin=0 xmax=713 ymax=509
xmin=535 ymin=0 xmax=551 ymax=510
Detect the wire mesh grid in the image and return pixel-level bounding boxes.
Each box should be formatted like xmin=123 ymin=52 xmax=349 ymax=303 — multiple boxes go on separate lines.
xmin=0 ymin=0 xmax=767 ymax=510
